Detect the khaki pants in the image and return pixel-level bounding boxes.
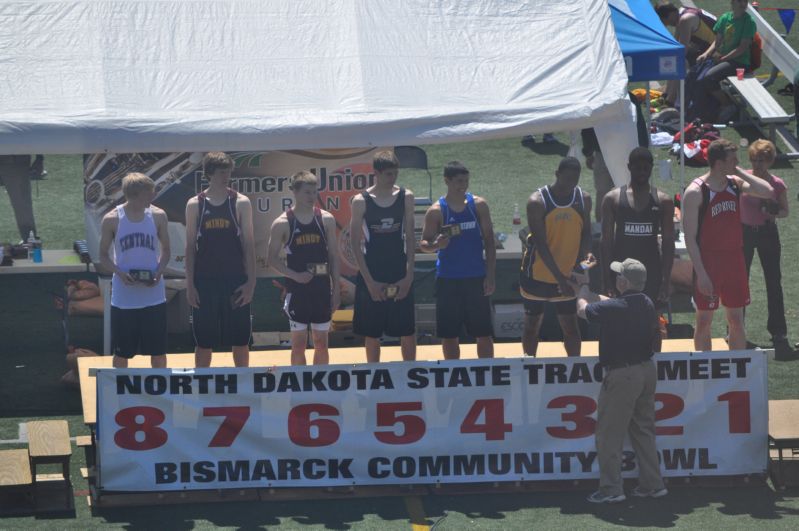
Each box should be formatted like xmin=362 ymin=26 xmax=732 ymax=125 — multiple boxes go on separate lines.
xmin=596 ymin=360 xmax=664 ymax=496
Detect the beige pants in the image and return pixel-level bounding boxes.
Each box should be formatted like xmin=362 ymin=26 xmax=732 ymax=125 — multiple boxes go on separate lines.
xmin=596 ymin=360 xmax=664 ymax=496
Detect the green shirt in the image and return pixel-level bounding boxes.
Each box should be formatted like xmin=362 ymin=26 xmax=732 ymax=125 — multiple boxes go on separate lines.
xmin=713 ymin=11 xmax=756 ymax=66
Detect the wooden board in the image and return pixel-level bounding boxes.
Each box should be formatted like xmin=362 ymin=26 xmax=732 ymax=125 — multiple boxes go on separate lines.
xmin=769 ymin=400 xmax=799 ymax=444
xmin=78 ymin=338 xmax=728 ymax=425
xmin=27 ymin=420 xmax=71 ymax=458
xmin=0 ymin=449 xmax=32 ymax=487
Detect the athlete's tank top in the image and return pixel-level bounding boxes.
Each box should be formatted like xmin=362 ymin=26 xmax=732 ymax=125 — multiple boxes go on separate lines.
xmin=285 ymin=207 xmax=330 ymax=294
xmin=695 ymin=177 xmax=743 ymax=252
xmin=111 ymin=205 xmax=165 ymax=309
xmin=613 ymin=185 xmax=661 ymax=267
xmin=436 ymin=193 xmax=486 ymax=278
xmin=194 ymin=189 xmax=245 ymax=278
xmin=361 ymin=187 xmax=407 ymax=283
xmin=681 ymin=7 xmax=716 ymax=49
xmin=521 ymin=185 xmax=584 ymax=284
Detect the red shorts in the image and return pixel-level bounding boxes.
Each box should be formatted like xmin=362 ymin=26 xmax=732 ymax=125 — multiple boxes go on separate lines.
xmin=693 ymin=250 xmax=750 ymax=310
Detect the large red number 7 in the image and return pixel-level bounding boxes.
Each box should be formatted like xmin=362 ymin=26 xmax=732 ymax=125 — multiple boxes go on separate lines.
xmin=203 ymin=406 xmax=251 ymax=447
xmin=374 ymin=402 xmax=425 ymax=444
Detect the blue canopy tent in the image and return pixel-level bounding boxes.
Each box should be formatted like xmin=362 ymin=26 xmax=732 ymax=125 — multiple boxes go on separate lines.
xmin=609 ymin=0 xmax=687 ymax=186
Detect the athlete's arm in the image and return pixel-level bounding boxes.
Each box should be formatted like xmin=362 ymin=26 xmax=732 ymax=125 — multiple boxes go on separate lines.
xmin=600 ymin=190 xmax=618 ymax=295
xmin=675 ymin=13 xmax=696 ymax=47
xmin=658 ymin=193 xmax=676 ymax=306
xmin=234 ymin=195 xmax=257 ymax=307
xmin=527 ymin=193 xmax=572 ymax=296
xmin=349 ymin=193 xmax=386 ymax=301
xmin=734 ymin=168 xmax=775 ymax=199
xmin=697 ymin=33 xmax=719 ymax=62
xmin=152 ymin=207 xmax=171 ymax=284
xmin=265 ymin=216 xmax=305 ymax=281
xmin=419 ymin=204 xmax=448 ymax=253
xmin=682 ymin=183 xmax=712 ymax=296
xmin=184 ymin=198 xmax=200 ymax=308
xmin=475 ymin=196 xmax=496 ymax=296
xmin=99 ymin=211 xmax=133 ymax=284
xmin=579 ymin=191 xmax=594 ymax=263
xmin=323 ymin=212 xmax=341 ymax=312
xmin=775 ymin=185 xmax=789 ymax=219
xmin=396 ymin=188 xmax=416 ymax=301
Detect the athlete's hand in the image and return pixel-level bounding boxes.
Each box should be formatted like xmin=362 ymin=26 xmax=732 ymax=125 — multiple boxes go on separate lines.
xmin=583 ymin=253 xmax=597 ymax=268
xmin=292 ymin=271 xmax=314 ymax=284
xmin=396 ymin=274 xmax=413 ymax=301
xmin=147 ymin=269 xmax=163 ymax=286
xmin=232 ymin=280 xmax=255 ymax=308
xmin=117 ymin=270 xmax=136 ymax=286
xmin=696 ymin=270 xmax=714 ymax=297
xmin=366 ymin=279 xmax=387 ymax=302
xmin=483 ymin=276 xmax=495 ymax=296
xmin=656 ymin=282 xmax=671 ymax=308
xmin=433 ymin=233 xmax=450 ymax=250
xmin=186 ymin=285 xmax=200 ymax=308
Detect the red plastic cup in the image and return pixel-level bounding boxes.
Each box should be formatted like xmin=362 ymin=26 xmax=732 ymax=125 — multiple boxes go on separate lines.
xmin=736 ymin=68 xmax=745 ymax=80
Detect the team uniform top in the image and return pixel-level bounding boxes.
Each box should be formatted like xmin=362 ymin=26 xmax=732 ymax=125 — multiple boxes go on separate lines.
xmin=521 ymin=185 xmax=585 ymax=284
xmin=694 ymin=177 xmax=742 ymax=253
xmin=681 ymin=7 xmax=717 ymax=50
xmin=613 ymin=185 xmax=662 ymax=298
xmin=194 ymin=189 xmax=244 ymax=279
xmin=361 ymin=188 xmax=407 ymax=283
xmin=436 ymin=193 xmax=485 ymax=278
xmin=284 ymin=207 xmax=331 ymax=295
xmin=111 ymin=205 xmax=165 ymax=309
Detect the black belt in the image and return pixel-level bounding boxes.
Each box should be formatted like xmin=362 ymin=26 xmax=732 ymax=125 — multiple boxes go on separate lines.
xmin=743 ymin=220 xmax=776 ymax=232
xmin=604 ymin=359 xmax=650 ymax=371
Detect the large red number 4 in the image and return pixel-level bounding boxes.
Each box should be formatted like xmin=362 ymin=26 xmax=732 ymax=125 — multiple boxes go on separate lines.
xmin=203 ymin=406 xmax=251 ymax=447
xmin=460 ymin=399 xmax=512 ymax=441
xmin=288 ymin=404 xmax=341 ymax=447
xmin=374 ymin=402 xmax=426 ymax=444
xmin=654 ymin=393 xmax=684 ymax=435
xmin=546 ymin=396 xmax=596 ymax=439
xmin=114 ymin=406 xmax=168 ymax=451
xmin=718 ymin=391 xmax=751 ymax=433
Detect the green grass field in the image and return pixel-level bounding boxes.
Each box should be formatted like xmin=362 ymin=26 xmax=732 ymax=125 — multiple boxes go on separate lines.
xmin=1 ymin=0 xmax=799 ymax=528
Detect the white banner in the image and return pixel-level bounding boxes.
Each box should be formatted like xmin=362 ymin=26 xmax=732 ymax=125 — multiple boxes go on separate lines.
xmin=96 ymin=352 xmax=768 ymax=492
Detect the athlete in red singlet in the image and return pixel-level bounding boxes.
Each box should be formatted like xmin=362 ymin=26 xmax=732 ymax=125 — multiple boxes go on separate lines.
xmin=682 ymin=139 xmax=774 ymax=351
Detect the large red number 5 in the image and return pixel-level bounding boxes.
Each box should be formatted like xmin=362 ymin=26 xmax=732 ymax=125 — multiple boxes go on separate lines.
xmin=460 ymin=399 xmax=512 ymax=441
xmin=203 ymin=406 xmax=250 ymax=447
xmin=718 ymin=391 xmax=751 ymax=433
xmin=288 ymin=404 xmax=340 ymax=447
xmin=374 ymin=402 xmax=425 ymax=444
xmin=114 ymin=406 xmax=168 ymax=451
xmin=654 ymin=393 xmax=684 ymax=435
xmin=546 ymin=395 xmax=596 ymax=439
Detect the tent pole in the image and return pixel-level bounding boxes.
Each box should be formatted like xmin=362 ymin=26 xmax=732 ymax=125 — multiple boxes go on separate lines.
xmin=679 ymin=79 xmax=685 ymax=193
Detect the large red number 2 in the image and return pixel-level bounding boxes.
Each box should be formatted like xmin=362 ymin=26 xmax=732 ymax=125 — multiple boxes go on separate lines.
xmin=460 ymin=399 xmax=512 ymax=441
xmin=114 ymin=406 xmax=168 ymax=451
xmin=718 ymin=391 xmax=751 ymax=433
xmin=203 ymin=406 xmax=251 ymax=447
xmin=288 ymin=404 xmax=341 ymax=447
xmin=374 ymin=402 xmax=425 ymax=444
xmin=654 ymin=393 xmax=684 ymax=435
xmin=546 ymin=395 xmax=596 ymax=439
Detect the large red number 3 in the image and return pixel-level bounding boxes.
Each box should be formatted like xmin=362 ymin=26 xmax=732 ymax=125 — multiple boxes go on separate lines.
xmin=203 ymin=406 xmax=250 ymax=447
xmin=288 ymin=404 xmax=340 ymax=447
xmin=374 ymin=402 xmax=425 ymax=444
xmin=546 ymin=395 xmax=596 ymax=439
xmin=460 ymin=399 xmax=512 ymax=441
xmin=114 ymin=406 xmax=168 ymax=451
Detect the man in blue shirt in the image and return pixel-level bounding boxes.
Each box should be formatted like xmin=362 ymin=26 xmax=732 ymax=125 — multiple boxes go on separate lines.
xmin=421 ymin=161 xmax=496 ymax=359
xmin=575 ymin=258 xmax=666 ymax=503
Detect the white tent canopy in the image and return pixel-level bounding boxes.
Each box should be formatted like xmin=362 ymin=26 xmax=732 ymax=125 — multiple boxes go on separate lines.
xmin=0 ymin=0 xmax=637 ymax=183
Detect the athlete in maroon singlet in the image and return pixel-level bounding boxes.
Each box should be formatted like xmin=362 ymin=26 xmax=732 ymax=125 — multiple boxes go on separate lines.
xmin=682 ymin=139 xmax=774 ymax=351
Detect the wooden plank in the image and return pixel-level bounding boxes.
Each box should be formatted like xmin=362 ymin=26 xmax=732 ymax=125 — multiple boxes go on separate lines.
xmin=27 ymin=420 xmax=71 ymax=458
xmin=0 ymin=449 xmax=32 ymax=486
xmin=769 ymin=400 xmax=799 ymax=443
xmin=78 ymin=338 xmax=730 ymax=425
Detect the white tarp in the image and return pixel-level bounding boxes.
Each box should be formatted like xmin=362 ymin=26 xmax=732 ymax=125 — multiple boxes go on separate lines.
xmin=0 ymin=0 xmax=637 ymax=184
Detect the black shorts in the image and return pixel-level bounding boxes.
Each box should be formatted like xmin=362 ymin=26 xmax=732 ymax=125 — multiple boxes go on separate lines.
xmin=435 ymin=277 xmax=493 ymax=338
xmin=520 ymin=276 xmax=576 ymax=316
xmin=191 ymin=276 xmax=252 ymax=349
xmin=112 ymin=303 xmax=167 ymax=359
xmin=353 ymin=275 xmax=415 ymax=338
xmin=284 ymin=277 xmax=332 ymax=328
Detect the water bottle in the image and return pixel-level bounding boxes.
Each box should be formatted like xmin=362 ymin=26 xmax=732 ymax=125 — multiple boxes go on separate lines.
xmin=28 ymin=230 xmax=42 ymax=263
xmin=512 ymin=203 xmax=521 ymax=225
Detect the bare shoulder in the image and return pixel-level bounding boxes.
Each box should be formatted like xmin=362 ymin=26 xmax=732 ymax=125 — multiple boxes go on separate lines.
xmin=150 ymin=205 xmax=167 ymax=218
xmin=102 ymin=207 xmax=119 ymax=222
xmin=186 ymin=195 xmax=199 ymax=207
xmin=270 ymin=212 xmax=289 ymax=229
xmin=656 ymin=188 xmax=673 ymax=204
xmin=235 ymin=193 xmax=252 ymax=206
xmin=528 ymin=189 xmax=543 ymax=205
xmin=472 ymin=194 xmax=489 ymax=206
xmin=403 ymin=187 xmax=415 ymax=201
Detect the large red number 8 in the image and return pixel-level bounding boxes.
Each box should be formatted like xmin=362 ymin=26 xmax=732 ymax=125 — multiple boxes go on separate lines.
xmin=288 ymin=404 xmax=340 ymax=447
xmin=114 ymin=406 xmax=168 ymax=451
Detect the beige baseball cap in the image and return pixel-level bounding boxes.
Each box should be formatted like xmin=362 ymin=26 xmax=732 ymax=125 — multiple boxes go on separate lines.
xmin=610 ymin=258 xmax=647 ymax=289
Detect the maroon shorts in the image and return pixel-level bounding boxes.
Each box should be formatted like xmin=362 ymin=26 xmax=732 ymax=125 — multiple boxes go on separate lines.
xmin=693 ymin=250 xmax=750 ymax=310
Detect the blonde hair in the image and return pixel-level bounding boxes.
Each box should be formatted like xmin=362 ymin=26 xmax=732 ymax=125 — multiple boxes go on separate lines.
xmin=121 ymin=172 xmax=155 ymax=198
xmin=203 ymin=152 xmax=233 ymax=175
xmin=289 ymin=170 xmax=318 ymax=191
xmin=748 ymin=139 xmax=776 ymax=162
xmin=373 ymin=150 xmax=400 ymax=172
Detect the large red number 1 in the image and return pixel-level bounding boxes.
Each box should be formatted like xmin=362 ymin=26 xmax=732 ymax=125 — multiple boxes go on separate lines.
xmin=460 ymin=399 xmax=512 ymax=441
xmin=203 ymin=406 xmax=250 ymax=447
xmin=114 ymin=406 xmax=168 ymax=450
xmin=718 ymin=391 xmax=751 ymax=433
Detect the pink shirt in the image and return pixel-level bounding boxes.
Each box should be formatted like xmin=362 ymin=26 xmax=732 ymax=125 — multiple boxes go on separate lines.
xmin=741 ymin=174 xmax=785 ymax=226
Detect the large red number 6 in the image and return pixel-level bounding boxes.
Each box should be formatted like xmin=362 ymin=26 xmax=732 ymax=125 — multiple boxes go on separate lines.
xmin=460 ymin=399 xmax=512 ymax=441
xmin=114 ymin=406 xmax=168 ymax=451
xmin=546 ymin=395 xmax=596 ymax=439
xmin=288 ymin=404 xmax=340 ymax=447
xmin=203 ymin=406 xmax=250 ymax=447
xmin=374 ymin=402 xmax=426 ymax=444
xmin=718 ymin=391 xmax=751 ymax=433
xmin=654 ymin=393 xmax=684 ymax=435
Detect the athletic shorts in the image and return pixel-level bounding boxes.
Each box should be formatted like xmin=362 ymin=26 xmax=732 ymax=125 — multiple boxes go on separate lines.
xmin=191 ymin=275 xmax=252 ymax=348
xmin=353 ymin=275 xmax=415 ymax=338
xmin=111 ymin=303 xmax=167 ymax=359
xmin=520 ymin=277 xmax=576 ymax=315
xmin=693 ymin=250 xmax=750 ymax=310
xmin=283 ymin=279 xmax=332 ymax=330
xmin=435 ymin=277 xmax=493 ymax=338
